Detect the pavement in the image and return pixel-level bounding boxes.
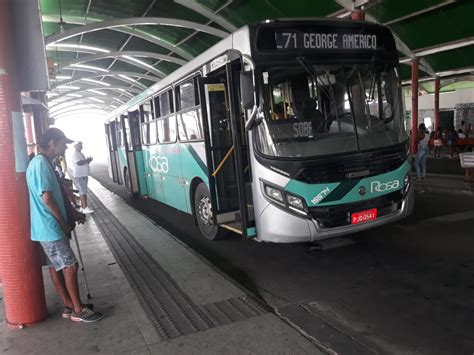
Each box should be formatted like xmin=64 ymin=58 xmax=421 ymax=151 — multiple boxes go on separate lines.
xmin=0 ymin=178 xmax=324 ymax=355
xmin=1 ymin=156 xmax=472 ymax=354
xmin=412 ymin=156 xmax=474 ymax=196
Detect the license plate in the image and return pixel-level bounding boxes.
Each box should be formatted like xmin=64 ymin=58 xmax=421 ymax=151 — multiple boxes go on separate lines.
xmin=351 ymin=208 xmax=377 ymax=225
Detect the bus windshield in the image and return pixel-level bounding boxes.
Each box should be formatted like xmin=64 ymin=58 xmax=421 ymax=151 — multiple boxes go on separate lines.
xmin=255 ymin=62 xmax=407 ymax=158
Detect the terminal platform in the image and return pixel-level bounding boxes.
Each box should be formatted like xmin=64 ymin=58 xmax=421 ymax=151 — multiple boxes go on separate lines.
xmin=0 ymin=179 xmax=322 ymax=354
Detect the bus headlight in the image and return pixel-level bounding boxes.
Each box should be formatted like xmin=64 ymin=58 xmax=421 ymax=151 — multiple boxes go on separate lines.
xmin=262 ymin=181 xmax=308 ymax=216
xmin=287 ymin=194 xmax=305 ymax=211
xmin=264 ymin=184 xmax=284 ymax=203
xmin=403 ymin=173 xmax=410 ymax=195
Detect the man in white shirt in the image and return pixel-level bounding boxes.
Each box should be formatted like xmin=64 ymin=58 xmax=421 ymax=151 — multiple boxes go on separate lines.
xmin=72 ymin=141 xmax=94 ymax=214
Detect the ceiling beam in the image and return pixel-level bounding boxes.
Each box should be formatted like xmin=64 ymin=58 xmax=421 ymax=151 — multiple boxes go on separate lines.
xmin=123 ymin=0 xmax=234 ymax=101
xmin=52 ymin=86 xmax=141 ymax=101
xmin=104 ymin=0 xmax=158 ymax=74
xmin=383 ymin=0 xmax=456 ymax=26
xmin=54 ymin=55 xmax=166 ymax=78
xmin=173 ymin=0 xmax=237 ymax=32
xmin=333 ymin=0 xmax=436 ymax=76
xmin=49 ymin=97 xmax=122 ymax=111
xmin=410 ymin=37 xmax=474 ymax=58
xmin=43 ymin=15 xmax=194 ymax=60
xmin=51 ymin=71 xmax=159 ymax=89
xmin=401 ymin=67 xmax=474 ymax=85
xmin=45 ymin=17 xmax=229 ymax=45
xmin=51 ymin=106 xmax=111 ymax=118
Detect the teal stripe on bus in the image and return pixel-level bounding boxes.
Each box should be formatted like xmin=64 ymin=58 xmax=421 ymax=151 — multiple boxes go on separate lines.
xmin=185 ymin=145 xmax=209 ymax=178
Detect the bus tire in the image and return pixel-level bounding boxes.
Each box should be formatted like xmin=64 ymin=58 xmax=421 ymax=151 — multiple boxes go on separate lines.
xmin=194 ymin=182 xmax=220 ymax=240
xmin=124 ymin=168 xmax=138 ymax=198
xmin=124 ymin=167 xmax=130 ymax=190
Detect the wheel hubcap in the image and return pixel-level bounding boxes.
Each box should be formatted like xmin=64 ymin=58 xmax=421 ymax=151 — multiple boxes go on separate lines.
xmin=198 ymin=196 xmax=213 ymax=226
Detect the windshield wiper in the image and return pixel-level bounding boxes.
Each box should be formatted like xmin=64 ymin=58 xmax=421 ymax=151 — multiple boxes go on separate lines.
xmin=341 ymin=64 xmax=360 ymax=151
xmin=296 ymin=57 xmax=341 ymax=135
xmin=297 ymin=58 xmax=337 ymax=108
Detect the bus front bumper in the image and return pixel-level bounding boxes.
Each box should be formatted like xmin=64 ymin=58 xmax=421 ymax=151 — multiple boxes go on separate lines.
xmin=256 ymin=184 xmax=414 ymax=243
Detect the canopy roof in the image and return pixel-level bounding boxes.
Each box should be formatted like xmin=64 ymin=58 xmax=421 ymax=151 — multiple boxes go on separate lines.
xmin=39 ymin=0 xmax=474 ymax=119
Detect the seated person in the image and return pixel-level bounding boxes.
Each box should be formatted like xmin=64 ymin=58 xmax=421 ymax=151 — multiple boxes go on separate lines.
xmin=301 ymin=98 xmax=325 ymax=134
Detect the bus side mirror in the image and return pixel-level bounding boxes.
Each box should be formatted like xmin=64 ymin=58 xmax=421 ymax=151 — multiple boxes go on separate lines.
xmin=240 ymin=71 xmax=254 ymax=110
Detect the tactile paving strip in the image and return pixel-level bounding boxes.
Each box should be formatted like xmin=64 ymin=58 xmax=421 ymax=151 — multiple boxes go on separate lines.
xmin=89 ymin=193 xmax=268 ymax=341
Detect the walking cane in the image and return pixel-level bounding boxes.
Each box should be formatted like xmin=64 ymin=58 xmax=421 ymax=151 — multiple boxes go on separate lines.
xmin=72 ymin=229 xmax=92 ymax=299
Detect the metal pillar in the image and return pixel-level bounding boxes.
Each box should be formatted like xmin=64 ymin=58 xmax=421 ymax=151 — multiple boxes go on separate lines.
xmin=351 ymin=9 xmax=365 ymax=20
xmin=0 ymin=0 xmax=47 ymax=326
xmin=411 ymin=58 xmax=419 ymax=154
xmin=434 ymin=76 xmax=440 ymax=131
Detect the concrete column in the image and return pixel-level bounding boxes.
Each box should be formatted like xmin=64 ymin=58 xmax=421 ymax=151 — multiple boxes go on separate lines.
xmin=434 ymin=76 xmax=440 ymax=131
xmin=0 ymin=0 xmax=47 ymax=326
xmin=411 ymin=58 xmax=419 ymax=154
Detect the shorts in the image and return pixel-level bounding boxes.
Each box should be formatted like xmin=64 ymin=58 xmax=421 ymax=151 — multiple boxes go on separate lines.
xmin=434 ymin=139 xmax=443 ymax=147
xmin=74 ymin=176 xmax=88 ymax=195
xmin=40 ymin=238 xmax=77 ymax=271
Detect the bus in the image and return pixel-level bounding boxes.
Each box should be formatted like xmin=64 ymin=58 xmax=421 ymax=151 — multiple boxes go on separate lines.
xmin=105 ymin=18 xmax=414 ymax=243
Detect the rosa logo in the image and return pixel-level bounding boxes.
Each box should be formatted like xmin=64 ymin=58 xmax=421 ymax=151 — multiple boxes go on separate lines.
xmin=149 ymin=156 xmax=169 ymax=173
xmin=370 ymin=180 xmax=400 ymax=193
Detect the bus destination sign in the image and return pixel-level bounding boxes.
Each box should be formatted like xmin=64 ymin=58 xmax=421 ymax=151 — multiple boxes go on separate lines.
xmin=274 ymin=30 xmax=378 ymax=51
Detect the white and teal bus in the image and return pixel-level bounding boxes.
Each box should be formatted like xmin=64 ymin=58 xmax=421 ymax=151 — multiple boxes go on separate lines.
xmin=105 ymin=18 xmax=414 ymax=242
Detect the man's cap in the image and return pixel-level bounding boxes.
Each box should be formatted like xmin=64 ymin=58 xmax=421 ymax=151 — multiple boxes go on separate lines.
xmin=40 ymin=128 xmax=74 ymax=147
xmin=74 ymin=141 xmax=82 ymax=146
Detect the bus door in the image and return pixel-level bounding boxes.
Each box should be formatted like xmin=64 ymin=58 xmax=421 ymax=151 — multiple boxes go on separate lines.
xmin=105 ymin=121 xmax=120 ymax=183
xmin=199 ymin=60 xmax=252 ymax=238
xmin=122 ymin=111 xmax=141 ymax=195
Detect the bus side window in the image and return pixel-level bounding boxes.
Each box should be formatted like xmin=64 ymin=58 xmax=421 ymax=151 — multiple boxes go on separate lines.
xmin=116 ymin=118 xmax=123 ymax=147
xmin=140 ymin=100 xmax=157 ymax=145
xmin=177 ymin=77 xmax=203 ymax=141
xmin=158 ymin=89 xmax=176 ymax=143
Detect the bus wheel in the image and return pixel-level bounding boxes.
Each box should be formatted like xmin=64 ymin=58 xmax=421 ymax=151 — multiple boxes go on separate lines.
xmin=194 ymin=183 xmax=219 ymax=240
xmin=124 ymin=168 xmax=130 ymax=190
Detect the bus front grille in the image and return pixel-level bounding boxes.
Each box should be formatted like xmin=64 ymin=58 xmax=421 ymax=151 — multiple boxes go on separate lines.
xmin=294 ymin=146 xmax=406 ymax=184
xmin=309 ymin=190 xmax=403 ymax=229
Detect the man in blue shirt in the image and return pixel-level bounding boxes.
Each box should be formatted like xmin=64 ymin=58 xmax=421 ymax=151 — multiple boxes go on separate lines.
xmin=26 ymin=128 xmax=103 ymax=323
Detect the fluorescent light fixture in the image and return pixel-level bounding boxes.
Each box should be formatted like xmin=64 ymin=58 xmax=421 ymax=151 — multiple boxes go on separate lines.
xmin=118 ymin=74 xmax=137 ymax=83
xmin=70 ymin=64 xmax=109 ymax=73
xmin=82 ymin=78 xmax=111 ymax=86
xmin=66 ymin=93 xmax=83 ymax=98
xmin=89 ymin=97 xmax=105 ymax=103
xmin=336 ymin=11 xmax=351 ymax=18
xmin=47 ymin=92 xmax=59 ymax=97
xmin=55 ymin=75 xmax=72 ymax=80
xmin=123 ymin=55 xmax=155 ymax=70
xmin=57 ymin=85 xmax=81 ymax=90
xmin=47 ymin=43 xmax=110 ymax=53
xmin=111 ymin=98 xmax=125 ymax=104
xmin=87 ymin=89 xmax=107 ymax=96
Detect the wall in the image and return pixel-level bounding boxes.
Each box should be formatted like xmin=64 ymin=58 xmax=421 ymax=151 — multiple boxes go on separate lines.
xmin=404 ymin=88 xmax=474 ymax=130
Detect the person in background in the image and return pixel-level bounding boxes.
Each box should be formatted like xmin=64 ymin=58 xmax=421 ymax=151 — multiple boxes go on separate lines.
xmin=466 ymin=123 xmax=472 ymax=138
xmin=26 ymin=128 xmax=103 ymax=323
xmin=414 ymin=123 xmax=429 ymax=180
xmin=432 ymin=127 xmax=443 ymax=159
xmin=446 ymin=127 xmax=458 ymax=158
xmin=72 ymin=141 xmax=94 ymax=214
